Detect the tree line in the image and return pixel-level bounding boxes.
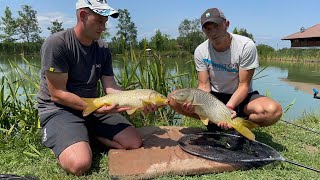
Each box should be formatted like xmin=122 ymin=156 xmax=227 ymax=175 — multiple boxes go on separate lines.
xmin=0 ymin=5 xmax=292 ymax=59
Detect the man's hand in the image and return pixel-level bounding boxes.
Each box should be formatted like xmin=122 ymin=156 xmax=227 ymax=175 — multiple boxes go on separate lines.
xmin=143 ymin=103 xmax=158 ymax=114
xmin=95 ymin=103 xmax=131 ymax=114
xmin=182 ymin=101 xmax=195 ymax=114
xmin=143 ymin=103 xmax=167 ymax=114
xmin=217 ymin=105 xmax=237 ymax=130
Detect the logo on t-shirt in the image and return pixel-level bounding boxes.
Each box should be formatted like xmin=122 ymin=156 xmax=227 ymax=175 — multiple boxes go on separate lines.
xmin=203 ymin=58 xmax=239 ymax=72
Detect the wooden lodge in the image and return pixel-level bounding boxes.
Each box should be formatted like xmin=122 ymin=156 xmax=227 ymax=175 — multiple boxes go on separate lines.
xmin=282 ymin=24 xmax=320 ymax=49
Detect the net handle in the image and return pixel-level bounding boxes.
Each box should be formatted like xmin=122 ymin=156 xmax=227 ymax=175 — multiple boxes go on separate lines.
xmin=284 ymin=159 xmax=320 ymax=173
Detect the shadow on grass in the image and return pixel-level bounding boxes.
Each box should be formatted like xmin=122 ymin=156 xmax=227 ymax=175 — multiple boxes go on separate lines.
xmin=86 ymin=139 xmax=110 ymax=175
xmin=254 ymin=131 xmax=287 ymax=152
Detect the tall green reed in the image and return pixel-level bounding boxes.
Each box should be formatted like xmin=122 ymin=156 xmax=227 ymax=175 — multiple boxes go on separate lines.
xmin=0 ymin=57 xmax=40 ymax=140
xmin=114 ymin=48 xmax=197 ymax=127
xmin=0 ymin=50 xmax=198 ymax=135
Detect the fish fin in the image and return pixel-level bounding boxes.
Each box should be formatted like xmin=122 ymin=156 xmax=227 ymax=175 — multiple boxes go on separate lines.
xmin=192 ymin=103 xmax=204 ymax=106
xmin=142 ymin=100 xmax=151 ymax=106
xmin=82 ymin=98 xmax=102 ymax=117
xmin=155 ymin=95 xmax=168 ymax=105
xmin=199 ymin=115 xmax=209 ymax=125
xmin=233 ymin=118 xmax=259 ymax=129
xmin=127 ymin=108 xmax=138 ymax=115
xmin=229 ymin=117 xmax=256 ymax=141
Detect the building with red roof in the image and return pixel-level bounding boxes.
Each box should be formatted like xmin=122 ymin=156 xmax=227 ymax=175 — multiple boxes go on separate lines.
xmin=282 ymin=24 xmax=320 ymax=49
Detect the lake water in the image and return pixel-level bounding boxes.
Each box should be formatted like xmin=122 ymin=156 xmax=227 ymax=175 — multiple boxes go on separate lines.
xmin=1 ymin=55 xmax=319 ymax=120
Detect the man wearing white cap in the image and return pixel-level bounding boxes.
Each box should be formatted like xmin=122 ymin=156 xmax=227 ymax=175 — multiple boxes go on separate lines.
xmin=37 ymin=0 xmax=157 ymax=175
xmin=169 ymin=8 xmax=282 ymax=131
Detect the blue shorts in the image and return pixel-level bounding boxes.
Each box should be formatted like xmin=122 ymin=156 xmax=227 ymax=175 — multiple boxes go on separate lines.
xmin=40 ymin=109 xmax=132 ymax=157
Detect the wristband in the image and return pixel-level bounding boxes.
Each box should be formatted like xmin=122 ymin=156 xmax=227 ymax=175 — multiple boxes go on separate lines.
xmin=226 ymin=105 xmax=234 ymax=110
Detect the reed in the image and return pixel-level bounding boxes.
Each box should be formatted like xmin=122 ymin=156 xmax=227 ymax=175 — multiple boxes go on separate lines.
xmin=114 ymin=49 xmax=196 ymax=127
xmin=259 ymin=48 xmax=320 ymax=63
xmin=0 ymin=57 xmax=40 ymax=151
xmin=0 ymin=49 xmax=197 ymax=136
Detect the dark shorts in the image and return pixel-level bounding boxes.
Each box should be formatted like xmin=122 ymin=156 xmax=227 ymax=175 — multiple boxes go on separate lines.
xmin=40 ymin=109 xmax=132 ymax=157
xmin=207 ymin=91 xmax=264 ymax=131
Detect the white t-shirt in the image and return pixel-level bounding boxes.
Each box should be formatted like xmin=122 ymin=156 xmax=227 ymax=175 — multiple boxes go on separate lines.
xmin=194 ymin=33 xmax=259 ymax=94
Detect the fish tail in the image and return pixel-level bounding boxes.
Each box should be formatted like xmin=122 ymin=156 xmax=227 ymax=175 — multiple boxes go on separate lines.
xmin=82 ymin=98 xmax=101 ymax=117
xmin=229 ymin=117 xmax=257 ymax=141
xmin=234 ymin=118 xmax=260 ymax=130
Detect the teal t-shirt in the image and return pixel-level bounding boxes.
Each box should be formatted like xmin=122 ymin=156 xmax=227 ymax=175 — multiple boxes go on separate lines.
xmin=194 ymin=33 xmax=259 ymax=94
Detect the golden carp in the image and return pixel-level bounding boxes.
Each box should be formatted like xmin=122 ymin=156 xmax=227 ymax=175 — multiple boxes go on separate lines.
xmin=82 ymin=89 xmax=168 ymax=117
xmin=170 ymin=88 xmax=258 ymax=141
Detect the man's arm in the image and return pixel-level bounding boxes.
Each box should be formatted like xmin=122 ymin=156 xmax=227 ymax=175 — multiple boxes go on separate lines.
xmin=226 ymin=69 xmax=255 ymax=109
xmin=46 ymin=71 xmax=86 ymax=111
xmin=197 ymin=71 xmax=211 ymax=93
xmin=100 ymin=75 xmax=122 ymax=94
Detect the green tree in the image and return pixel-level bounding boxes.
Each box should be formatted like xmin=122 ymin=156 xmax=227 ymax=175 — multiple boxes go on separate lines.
xmin=177 ymin=18 xmax=205 ymax=53
xmin=110 ymin=36 xmax=125 ymax=54
xmin=256 ymin=44 xmax=275 ymax=58
xmin=138 ymin=38 xmax=148 ymax=50
xmin=233 ymin=27 xmax=239 ymax=35
xmin=0 ymin=6 xmax=17 ymax=42
xmin=116 ymin=9 xmax=138 ymax=49
xmin=47 ymin=19 xmax=64 ymax=34
xmin=149 ymin=29 xmax=169 ymax=51
xmin=178 ymin=19 xmax=201 ymax=37
xmin=232 ymin=27 xmax=255 ymax=41
xmin=16 ymin=5 xmax=42 ymax=43
xmin=100 ymin=29 xmax=111 ymax=40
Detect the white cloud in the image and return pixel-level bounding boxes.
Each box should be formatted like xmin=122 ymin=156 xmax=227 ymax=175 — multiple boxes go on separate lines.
xmin=138 ymin=32 xmax=154 ymax=40
xmin=255 ymin=36 xmax=272 ymax=40
xmin=37 ymin=11 xmax=75 ymax=38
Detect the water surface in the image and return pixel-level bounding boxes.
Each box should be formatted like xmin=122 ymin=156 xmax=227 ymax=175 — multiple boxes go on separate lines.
xmin=1 ymin=55 xmax=319 ymax=120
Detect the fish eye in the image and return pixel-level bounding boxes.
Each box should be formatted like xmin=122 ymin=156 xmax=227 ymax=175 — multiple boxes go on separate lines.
xmin=176 ymin=93 xmax=184 ymax=97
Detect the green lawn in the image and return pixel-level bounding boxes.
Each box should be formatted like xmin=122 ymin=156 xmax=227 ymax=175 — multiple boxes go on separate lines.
xmin=1 ymin=115 xmax=319 ymax=180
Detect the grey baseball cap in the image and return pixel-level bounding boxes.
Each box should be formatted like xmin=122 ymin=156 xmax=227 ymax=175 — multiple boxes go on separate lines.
xmin=201 ymin=8 xmax=226 ymax=27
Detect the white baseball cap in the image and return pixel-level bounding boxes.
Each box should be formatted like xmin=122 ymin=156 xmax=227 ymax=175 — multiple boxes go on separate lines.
xmin=76 ymin=0 xmax=119 ymax=18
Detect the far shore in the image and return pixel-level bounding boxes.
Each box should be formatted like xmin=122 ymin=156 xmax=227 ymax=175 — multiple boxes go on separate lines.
xmin=281 ymin=78 xmax=320 ymax=95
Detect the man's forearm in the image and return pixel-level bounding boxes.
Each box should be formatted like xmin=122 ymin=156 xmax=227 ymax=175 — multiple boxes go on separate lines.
xmin=227 ymin=85 xmax=249 ymax=108
xmin=197 ymin=83 xmax=211 ymax=93
xmin=101 ymin=76 xmax=123 ymax=94
xmin=51 ymin=91 xmax=87 ymax=111
xmin=105 ymin=84 xmax=122 ymax=94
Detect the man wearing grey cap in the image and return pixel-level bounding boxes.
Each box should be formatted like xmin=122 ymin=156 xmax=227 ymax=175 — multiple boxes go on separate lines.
xmin=169 ymin=8 xmax=282 ymax=131
xmin=37 ymin=0 xmax=158 ymax=175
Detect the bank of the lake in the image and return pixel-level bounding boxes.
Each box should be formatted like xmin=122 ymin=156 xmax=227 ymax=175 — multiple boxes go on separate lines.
xmin=0 ymin=54 xmax=319 ymax=179
xmin=0 ymin=115 xmax=319 ymax=179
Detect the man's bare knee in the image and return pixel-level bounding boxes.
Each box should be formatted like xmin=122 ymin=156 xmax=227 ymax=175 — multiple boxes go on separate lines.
xmin=266 ymin=102 xmax=283 ymax=125
xmin=124 ymin=137 xmax=142 ymax=149
xmin=113 ymin=126 xmax=142 ymax=149
xmin=58 ymin=142 xmax=92 ymax=176
xmin=61 ymin=157 xmax=92 ymax=176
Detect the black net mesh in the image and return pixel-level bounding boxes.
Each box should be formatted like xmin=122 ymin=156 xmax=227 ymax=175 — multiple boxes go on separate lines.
xmin=179 ymin=132 xmax=283 ymax=163
xmin=0 ymin=174 xmax=34 ymax=180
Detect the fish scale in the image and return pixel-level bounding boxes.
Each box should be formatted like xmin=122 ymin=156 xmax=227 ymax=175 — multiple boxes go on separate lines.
xmin=82 ymin=89 xmax=168 ymax=117
xmin=99 ymin=89 xmax=152 ymax=107
xmin=171 ymin=88 xmax=258 ymax=141
xmin=192 ymin=89 xmax=231 ymax=124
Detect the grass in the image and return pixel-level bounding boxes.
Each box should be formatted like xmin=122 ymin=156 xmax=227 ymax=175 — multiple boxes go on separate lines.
xmin=1 ymin=53 xmax=319 ymax=179
xmin=0 ymin=115 xmax=319 ymax=179
xmin=258 ymin=48 xmax=320 ymax=63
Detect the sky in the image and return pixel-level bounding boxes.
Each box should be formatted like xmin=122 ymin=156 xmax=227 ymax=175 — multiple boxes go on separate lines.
xmin=0 ymin=0 xmax=320 ymax=49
